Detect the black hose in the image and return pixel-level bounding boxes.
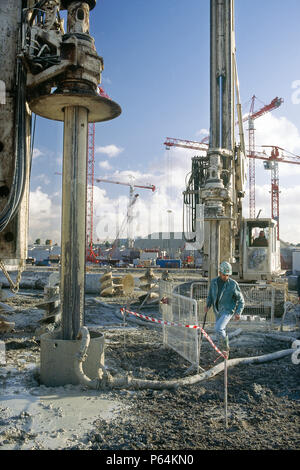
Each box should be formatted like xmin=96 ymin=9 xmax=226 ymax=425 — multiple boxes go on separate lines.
xmin=0 ymin=58 xmax=30 ymax=232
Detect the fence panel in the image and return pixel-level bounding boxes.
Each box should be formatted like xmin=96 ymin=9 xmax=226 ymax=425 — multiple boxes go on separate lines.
xmin=190 ymin=281 xmax=275 ymax=322
xmin=159 ymin=280 xmax=199 ymax=367
xmin=159 ymin=280 xmax=276 ymax=366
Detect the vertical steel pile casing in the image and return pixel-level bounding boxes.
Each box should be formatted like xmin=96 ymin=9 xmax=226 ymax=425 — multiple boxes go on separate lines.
xmin=61 ymin=105 xmax=88 ymax=339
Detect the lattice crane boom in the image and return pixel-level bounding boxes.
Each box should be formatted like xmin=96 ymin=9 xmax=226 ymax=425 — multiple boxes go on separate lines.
xmin=249 ymin=146 xmax=300 ymax=165
xmin=244 ymin=96 xmax=283 ymax=122
xmin=95 ymin=178 xmax=156 ymax=192
xmin=164 ymin=137 xmax=208 ymax=152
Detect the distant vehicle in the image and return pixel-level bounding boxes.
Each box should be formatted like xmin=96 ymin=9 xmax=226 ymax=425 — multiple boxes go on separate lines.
xmin=49 ymin=254 xmax=60 ymax=264
xmin=35 ymin=259 xmax=51 ymax=266
xmin=156 ymin=259 xmax=182 ymax=269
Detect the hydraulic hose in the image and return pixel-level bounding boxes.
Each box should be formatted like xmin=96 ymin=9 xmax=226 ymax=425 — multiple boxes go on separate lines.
xmin=74 ymin=327 xmax=296 ymax=391
xmin=0 ymin=25 xmax=30 ymax=232
xmin=74 ymin=327 xmax=105 ymax=390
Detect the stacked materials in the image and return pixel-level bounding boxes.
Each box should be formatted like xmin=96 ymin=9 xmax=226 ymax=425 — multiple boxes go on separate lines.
xmin=138 ymin=268 xmax=159 ymax=301
xmin=100 ymin=269 xmax=134 ymax=297
xmin=38 ymin=285 xmax=61 ymax=324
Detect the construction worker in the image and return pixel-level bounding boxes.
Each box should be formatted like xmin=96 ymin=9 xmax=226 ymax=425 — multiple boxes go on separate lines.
xmin=252 ymin=230 xmax=268 ymax=247
xmin=204 ymin=261 xmax=245 ymax=357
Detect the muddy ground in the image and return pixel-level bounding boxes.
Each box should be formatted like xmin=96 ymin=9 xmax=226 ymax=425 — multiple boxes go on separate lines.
xmin=0 ymin=286 xmax=299 ymax=453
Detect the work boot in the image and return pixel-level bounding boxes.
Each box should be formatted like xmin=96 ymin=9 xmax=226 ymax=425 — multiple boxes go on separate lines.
xmin=220 ymin=335 xmax=230 ymax=359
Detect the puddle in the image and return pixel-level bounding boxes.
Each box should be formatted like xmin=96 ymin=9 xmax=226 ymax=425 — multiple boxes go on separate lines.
xmin=0 ymin=387 xmax=126 ymax=450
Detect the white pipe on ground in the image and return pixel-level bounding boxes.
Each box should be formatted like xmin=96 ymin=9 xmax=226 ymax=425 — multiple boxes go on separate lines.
xmin=74 ymin=327 xmax=296 ymax=391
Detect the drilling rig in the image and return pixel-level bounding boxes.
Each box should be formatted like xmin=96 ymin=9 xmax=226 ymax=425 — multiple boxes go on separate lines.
xmin=0 ymin=0 xmax=121 ymax=386
xmin=183 ymin=0 xmax=281 ymax=282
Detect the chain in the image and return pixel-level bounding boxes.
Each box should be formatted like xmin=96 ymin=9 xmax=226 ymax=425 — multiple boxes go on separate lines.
xmin=0 ymin=259 xmax=25 ymax=294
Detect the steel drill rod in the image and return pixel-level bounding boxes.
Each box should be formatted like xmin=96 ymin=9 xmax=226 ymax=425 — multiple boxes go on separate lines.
xmin=209 ymin=219 xmax=221 ymax=281
xmin=224 ymin=355 xmax=228 ymax=428
xmin=61 ymin=105 xmax=88 ymax=340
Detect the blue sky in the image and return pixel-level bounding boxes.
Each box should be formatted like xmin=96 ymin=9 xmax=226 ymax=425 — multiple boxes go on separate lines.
xmin=29 ymin=0 xmax=300 ymax=244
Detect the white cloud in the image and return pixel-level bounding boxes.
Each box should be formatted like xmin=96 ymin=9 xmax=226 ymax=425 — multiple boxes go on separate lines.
xmin=236 ymin=179 xmax=300 ymax=244
xmin=195 ymin=128 xmax=209 ymax=138
xmin=28 ymin=187 xmax=61 ymax=244
xmin=101 ymin=77 xmax=112 ymax=85
xmin=99 ymin=160 xmax=112 ymax=170
xmin=29 ymin=187 xmax=52 ymax=215
xmin=254 ymin=184 xmax=300 ymax=243
xmin=32 ymin=148 xmax=44 ymax=159
xmin=92 ymin=148 xmax=193 ymax=242
xmin=95 ymin=144 xmax=124 ymax=158
xmin=254 ymin=113 xmax=300 ymax=154
xmin=240 ymin=113 xmax=300 ymax=243
xmin=27 ymin=113 xmax=300 ymax=246
xmin=35 ymin=174 xmax=51 ymax=185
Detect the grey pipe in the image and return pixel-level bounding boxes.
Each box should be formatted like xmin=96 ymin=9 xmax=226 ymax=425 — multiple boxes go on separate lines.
xmin=74 ymin=327 xmax=295 ymax=391
xmin=74 ymin=327 xmax=104 ymax=389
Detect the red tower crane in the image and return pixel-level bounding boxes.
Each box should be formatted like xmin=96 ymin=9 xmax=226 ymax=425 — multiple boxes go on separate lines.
xmin=244 ymin=96 xmax=283 ymax=219
xmin=248 ymin=145 xmax=300 ymax=240
xmin=84 ymin=86 xmax=119 ymax=263
xmin=55 ymin=124 xmax=100 ymax=263
xmin=86 ymin=122 xmax=97 ymax=262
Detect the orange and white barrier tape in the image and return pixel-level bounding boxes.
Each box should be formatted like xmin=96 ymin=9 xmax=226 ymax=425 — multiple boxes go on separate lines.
xmin=120 ymin=307 xmax=226 ymax=359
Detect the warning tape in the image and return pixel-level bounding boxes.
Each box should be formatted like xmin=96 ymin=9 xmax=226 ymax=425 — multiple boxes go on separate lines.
xmin=120 ymin=307 xmax=226 ymax=359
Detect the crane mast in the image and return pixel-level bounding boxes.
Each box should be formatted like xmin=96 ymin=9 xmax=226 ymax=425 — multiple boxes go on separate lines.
xmin=251 ymin=145 xmax=300 ymax=240
xmin=247 ymin=96 xmax=283 ymax=218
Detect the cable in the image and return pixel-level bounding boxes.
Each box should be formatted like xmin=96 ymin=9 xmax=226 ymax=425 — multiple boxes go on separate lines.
xmin=0 ymin=20 xmax=30 ymax=232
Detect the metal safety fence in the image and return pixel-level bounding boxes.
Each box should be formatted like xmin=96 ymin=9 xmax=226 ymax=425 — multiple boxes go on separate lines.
xmin=189 ymin=282 xmax=275 ymax=324
xmin=159 ymin=279 xmax=276 ymax=367
xmin=159 ymin=280 xmax=200 ymax=368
